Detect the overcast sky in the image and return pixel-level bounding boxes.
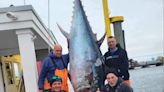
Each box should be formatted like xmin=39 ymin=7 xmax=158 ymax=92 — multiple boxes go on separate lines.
xmin=0 ymin=0 xmax=163 ymax=61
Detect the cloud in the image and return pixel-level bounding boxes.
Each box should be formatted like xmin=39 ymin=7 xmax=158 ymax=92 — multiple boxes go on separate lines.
xmin=0 ymin=0 xmax=163 ymax=61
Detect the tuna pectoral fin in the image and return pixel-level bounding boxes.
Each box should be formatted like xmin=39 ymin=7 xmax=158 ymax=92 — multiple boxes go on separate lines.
xmin=93 ymin=58 xmax=105 ymax=90
xmin=95 ymin=58 xmax=103 ymax=67
xmin=97 ymin=32 xmax=106 ymax=47
xmin=56 ymin=23 xmax=70 ymax=39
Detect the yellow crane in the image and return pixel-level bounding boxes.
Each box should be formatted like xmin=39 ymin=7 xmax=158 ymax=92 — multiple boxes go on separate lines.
xmin=102 ymin=0 xmax=125 ymax=49
xmin=102 ymin=0 xmax=111 ymax=38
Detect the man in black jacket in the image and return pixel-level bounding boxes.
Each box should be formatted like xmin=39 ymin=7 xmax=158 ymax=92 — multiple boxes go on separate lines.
xmin=98 ymin=68 xmax=132 ymax=92
xmin=104 ymin=36 xmax=130 ymax=86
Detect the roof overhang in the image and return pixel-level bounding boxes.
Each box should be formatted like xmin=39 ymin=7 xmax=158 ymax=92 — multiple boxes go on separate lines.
xmin=0 ymin=5 xmax=57 ymax=56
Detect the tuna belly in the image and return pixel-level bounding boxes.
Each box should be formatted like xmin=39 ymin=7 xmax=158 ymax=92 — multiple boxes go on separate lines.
xmin=70 ymin=61 xmax=94 ymax=92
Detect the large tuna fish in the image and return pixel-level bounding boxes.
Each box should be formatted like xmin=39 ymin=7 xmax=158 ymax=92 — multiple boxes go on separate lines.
xmin=57 ymin=0 xmax=106 ymax=91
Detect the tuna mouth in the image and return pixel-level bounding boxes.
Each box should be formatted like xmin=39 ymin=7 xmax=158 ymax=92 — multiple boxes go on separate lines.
xmin=77 ymin=88 xmax=92 ymax=92
xmin=74 ymin=77 xmax=97 ymax=92
xmin=76 ymin=82 xmax=91 ymax=92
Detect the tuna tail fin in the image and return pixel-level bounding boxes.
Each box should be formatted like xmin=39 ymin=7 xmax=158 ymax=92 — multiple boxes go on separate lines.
xmin=97 ymin=32 xmax=106 ymax=47
xmin=56 ymin=23 xmax=70 ymax=39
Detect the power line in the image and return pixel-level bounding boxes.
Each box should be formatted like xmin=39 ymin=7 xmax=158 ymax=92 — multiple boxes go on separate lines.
xmin=48 ymin=0 xmax=50 ymax=29
xmin=23 ymin=0 xmax=26 ymax=5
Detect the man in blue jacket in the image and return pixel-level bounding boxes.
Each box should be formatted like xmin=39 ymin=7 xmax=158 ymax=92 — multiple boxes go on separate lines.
xmin=38 ymin=44 xmax=69 ymax=92
xmin=104 ymin=36 xmax=130 ymax=86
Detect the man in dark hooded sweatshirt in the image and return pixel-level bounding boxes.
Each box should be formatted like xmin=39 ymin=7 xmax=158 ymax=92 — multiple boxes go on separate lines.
xmin=104 ymin=36 xmax=130 ymax=86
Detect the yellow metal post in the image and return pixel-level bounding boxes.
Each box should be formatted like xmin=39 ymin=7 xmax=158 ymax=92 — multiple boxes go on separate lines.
xmin=102 ymin=0 xmax=111 ymax=38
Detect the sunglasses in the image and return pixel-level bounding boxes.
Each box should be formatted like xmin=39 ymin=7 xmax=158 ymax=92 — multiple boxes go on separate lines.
xmin=52 ymin=76 xmax=62 ymax=80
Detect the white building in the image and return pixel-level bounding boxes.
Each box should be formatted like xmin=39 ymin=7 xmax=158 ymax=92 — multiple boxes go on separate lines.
xmin=0 ymin=5 xmax=57 ymax=92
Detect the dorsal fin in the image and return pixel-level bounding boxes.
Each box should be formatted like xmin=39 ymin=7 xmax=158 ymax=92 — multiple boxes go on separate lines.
xmin=71 ymin=0 xmax=93 ymax=33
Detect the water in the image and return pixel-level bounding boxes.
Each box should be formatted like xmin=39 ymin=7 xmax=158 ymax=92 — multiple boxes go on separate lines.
xmin=130 ymin=65 xmax=164 ymax=92
xmin=68 ymin=65 xmax=164 ymax=92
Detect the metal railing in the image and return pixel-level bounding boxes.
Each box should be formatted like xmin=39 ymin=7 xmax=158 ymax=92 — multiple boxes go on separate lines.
xmin=17 ymin=72 xmax=25 ymax=92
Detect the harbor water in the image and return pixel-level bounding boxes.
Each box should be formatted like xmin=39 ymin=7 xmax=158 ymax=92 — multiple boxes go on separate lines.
xmin=130 ymin=65 xmax=164 ymax=92
xmin=68 ymin=65 xmax=164 ymax=92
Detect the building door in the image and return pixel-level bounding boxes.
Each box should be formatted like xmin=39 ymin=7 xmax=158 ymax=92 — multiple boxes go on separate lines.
xmin=2 ymin=61 xmax=18 ymax=92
